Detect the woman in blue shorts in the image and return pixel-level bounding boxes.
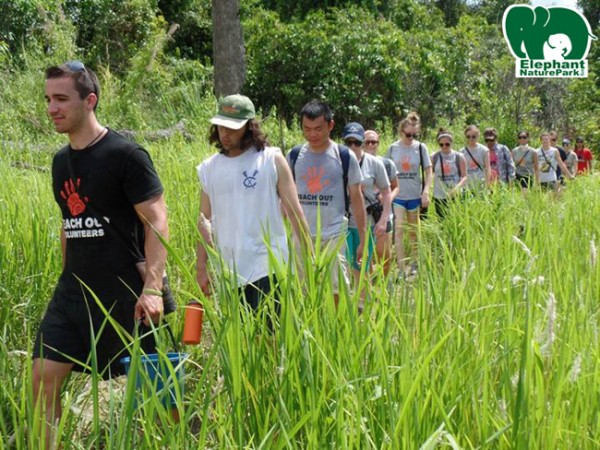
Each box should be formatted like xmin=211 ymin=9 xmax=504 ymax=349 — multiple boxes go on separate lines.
xmin=385 ymin=112 xmax=432 ymax=276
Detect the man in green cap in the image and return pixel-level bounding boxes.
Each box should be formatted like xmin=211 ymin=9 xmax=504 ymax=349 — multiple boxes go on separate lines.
xmin=196 ymin=95 xmax=310 ymax=312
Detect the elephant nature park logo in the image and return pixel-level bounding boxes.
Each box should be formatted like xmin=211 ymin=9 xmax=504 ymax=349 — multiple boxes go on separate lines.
xmin=502 ymin=5 xmax=597 ymax=78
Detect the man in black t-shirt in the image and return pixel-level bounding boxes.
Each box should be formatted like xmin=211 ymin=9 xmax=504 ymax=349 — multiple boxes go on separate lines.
xmin=550 ymin=130 xmax=567 ymax=187
xmin=33 ymin=61 xmax=169 ymax=436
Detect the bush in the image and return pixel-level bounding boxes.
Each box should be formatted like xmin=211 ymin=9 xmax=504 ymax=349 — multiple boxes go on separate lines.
xmin=244 ymin=7 xmax=410 ymax=133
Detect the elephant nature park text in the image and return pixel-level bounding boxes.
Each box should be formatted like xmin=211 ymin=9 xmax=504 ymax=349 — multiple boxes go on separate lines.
xmin=502 ymin=5 xmax=597 ymax=78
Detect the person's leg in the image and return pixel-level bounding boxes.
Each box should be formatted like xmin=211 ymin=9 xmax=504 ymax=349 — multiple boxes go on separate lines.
xmin=324 ymin=236 xmax=349 ymax=308
xmin=393 ymin=203 xmax=407 ymax=273
xmin=376 ymin=222 xmax=394 ymax=277
xmin=406 ymin=208 xmax=421 ymax=274
xmin=31 ymin=358 xmax=73 ymax=448
xmin=434 ymin=197 xmax=448 ymax=220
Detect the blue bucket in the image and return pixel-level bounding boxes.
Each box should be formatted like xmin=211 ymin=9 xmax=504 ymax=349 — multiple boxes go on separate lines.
xmin=120 ymin=352 xmax=188 ymax=408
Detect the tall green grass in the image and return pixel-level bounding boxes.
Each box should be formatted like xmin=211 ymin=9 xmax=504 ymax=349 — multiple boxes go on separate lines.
xmin=2 ymin=136 xmax=600 ymax=448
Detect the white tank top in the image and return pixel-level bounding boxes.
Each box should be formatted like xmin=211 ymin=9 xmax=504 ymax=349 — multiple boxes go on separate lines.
xmin=197 ymin=146 xmax=288 ymax=285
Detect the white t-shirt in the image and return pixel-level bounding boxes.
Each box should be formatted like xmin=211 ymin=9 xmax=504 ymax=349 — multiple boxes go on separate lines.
xmin=537 ymin=147 xmax=560 ymax=183
xmin=197 ymin=146 xmax=288 ymax=286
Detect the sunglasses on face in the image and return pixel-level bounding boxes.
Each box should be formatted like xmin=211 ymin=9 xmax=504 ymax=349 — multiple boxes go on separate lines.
xmin=404 ymin=133 xmax=418 ymax=139
xmin=485 ymin=138 xmax=495 ymax=142
xmin=518 ymin=136 xmax=528 ymax=139
xmin=466 ymin=135 xmax=478 ymax=139
xmin=439 ymin=142 xmax=451 ymax=147
xmin=365 ymin=140 xmax=379 ymax=145
xmin=345 ymin=140 xmax=362 ymax=147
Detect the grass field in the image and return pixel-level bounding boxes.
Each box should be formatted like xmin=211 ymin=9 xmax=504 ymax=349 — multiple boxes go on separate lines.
xmin=2 ymin=135 xmax=600 ymax=449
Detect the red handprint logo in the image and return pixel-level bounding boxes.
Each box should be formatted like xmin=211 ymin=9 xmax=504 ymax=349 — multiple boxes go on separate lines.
xmin=301 ymin=166 xmax=330 ymax=194
xmin=60 ymin=178 xmax=88 ymax=216
xmin=443 ymin=161 xmax=453 ymax=174
xmin=401 ymin=155 xmax=412 ymax=172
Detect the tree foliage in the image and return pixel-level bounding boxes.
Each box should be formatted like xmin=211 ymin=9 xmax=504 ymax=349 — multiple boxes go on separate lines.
xmin=0 ymin=0 xmax=598 ymax=150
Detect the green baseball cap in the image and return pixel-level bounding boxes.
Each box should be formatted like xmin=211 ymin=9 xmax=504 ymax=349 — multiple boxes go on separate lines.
xmin=210 ymin=94 xmax=256 ymax=130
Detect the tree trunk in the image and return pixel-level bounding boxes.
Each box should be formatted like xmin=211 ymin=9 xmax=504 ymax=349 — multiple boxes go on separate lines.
xmin=212 ymin=0 xmax=246 ymax=97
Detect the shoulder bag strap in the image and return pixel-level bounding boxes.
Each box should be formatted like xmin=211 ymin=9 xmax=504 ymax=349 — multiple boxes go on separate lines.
xmin=463 ymin=146 xmax=483 ymax=171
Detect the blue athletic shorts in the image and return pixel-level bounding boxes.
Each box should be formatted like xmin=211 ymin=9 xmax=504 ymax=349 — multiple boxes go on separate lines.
xmin=392 ymin=198 xmax=421 ymax=211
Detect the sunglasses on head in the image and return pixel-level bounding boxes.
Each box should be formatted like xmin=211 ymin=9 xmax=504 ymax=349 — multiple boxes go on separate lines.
xmin=345 ymin=140 xmax=362 ymax=147
xmin=404 ymin=133 xmax=418 ymax=139
xmin=365 ymin=140 xmax=379 ymax=145
xmin=466 ymin=134 xmax=477 ymax=139
xmin=65 ymin=60 xmax=86 ymax=72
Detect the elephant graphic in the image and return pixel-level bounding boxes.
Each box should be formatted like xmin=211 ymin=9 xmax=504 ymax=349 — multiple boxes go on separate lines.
xmin=503 ymin=5 xmax=597 ymax=61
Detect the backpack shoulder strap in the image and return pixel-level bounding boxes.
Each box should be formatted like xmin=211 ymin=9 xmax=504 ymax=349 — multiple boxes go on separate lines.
xmin=419 ymin=143 xmax=425 ymax=191
xmin=288 ymin=145 xmax=303 ymax=181
xmin=338 ymin=144 xmax=351 ymax=215
xmin=453 ymin=150 xmax=461 ymax=173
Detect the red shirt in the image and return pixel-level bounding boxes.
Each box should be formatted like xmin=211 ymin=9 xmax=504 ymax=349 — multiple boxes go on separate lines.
xmin=575 ymin=147 xmax=593 ymax=174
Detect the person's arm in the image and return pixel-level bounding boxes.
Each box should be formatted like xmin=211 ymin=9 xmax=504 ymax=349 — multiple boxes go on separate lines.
xmin=349 ymin=183 xmax=367 ymax=263
xmin=421 ymin=166 xmax=433 ymax=208
xmin=506 ymin=147 xmax=516 ymax=182
xmin=60 ymin=227 xmax=66 ymax=268
xmin=134 ymin=194 xmax=168 ymax=325
xmin=484 ymin=151 xmax=492 ymax=186
xmin=450 ymin=156 xmax=468 ymax=196
xmin=374 ymin=186 xmax=392 ymax=239
xmin=533 ymin=151 xmax=540 ymax=184
xmin=556 ymin=154 xmax=574 ymax=180
xmin=274 ymin=152 xmax=313 ymax=254
xmin=389 ymin=176 xmax=399 ymax=199
xmin=196 ymin=190 xmax=213 ymax=297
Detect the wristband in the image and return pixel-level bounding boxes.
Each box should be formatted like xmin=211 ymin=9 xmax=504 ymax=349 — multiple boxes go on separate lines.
xmin=143 ymin=288 xmax=163 ymax=297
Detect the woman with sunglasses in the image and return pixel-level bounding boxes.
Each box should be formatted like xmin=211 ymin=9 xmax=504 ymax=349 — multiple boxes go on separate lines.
xmin=460 ymin=125 xmax=491 ymax=191
xmin=538 ymin=132 xmax=574 ymax=191
xmin=483 ymin=128 xmax=515 ymax=186
xmin=432 ymin=130 xmax=467 ymax=219
xmin=512 ymin=131 xmax=539 ymax=193
xmin=364 ymin=130 xmax=398 ymax=277
xmin=574 ymin=136 xmax=593 ymax=174
xmin=385 ymin=112 xmax=432 ymax=276
xmin=342 ymin=123 xmax=392 ymax=287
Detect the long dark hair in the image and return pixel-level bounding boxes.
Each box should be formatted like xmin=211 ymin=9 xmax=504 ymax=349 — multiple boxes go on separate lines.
xmin=208 ymin=119 xmax=268 ymax=153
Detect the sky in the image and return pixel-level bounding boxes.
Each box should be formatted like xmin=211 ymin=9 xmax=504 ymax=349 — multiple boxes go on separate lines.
xmin=530 ymin=0 xmax=580 ymax=11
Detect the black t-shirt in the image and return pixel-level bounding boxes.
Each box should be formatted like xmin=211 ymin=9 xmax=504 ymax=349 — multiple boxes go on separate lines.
xmin=52 ymin=129 xmax=164 ymax=302
xmin=556 ymin=146 xmax=566 ymax=178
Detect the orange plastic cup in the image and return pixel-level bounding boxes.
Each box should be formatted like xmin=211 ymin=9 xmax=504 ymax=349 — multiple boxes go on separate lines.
xmin=182 ymin=300 xmax=203 ymax=345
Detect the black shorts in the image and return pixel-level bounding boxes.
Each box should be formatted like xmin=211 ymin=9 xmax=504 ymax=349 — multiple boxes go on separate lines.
xmin=33 ymin=292 xmax=157 ymax=379
xmin=540 ymin=181 xmax=556 ymax=191
xmin=240 ymin=275 xmax=279 ymax=311
xmin=516 ymin=174 xmax=533 ymax=188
